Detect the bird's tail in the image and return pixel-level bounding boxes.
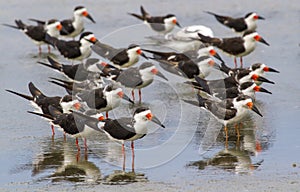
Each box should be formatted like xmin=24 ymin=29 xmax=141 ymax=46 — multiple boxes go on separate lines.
xmin=37 ymin=56 xmax=63 ymax=72
xmin=27 ymin=111 xmax=54 ymax=120
xmin=28 ymin=82 xmax=46 ymax=100
xmin=28 ymin=18 xmax=46 ymax=25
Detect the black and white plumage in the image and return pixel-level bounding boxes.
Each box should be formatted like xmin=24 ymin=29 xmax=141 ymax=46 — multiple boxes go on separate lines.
xmin=30 ymin=6 xmax=95 ymax=39
xmin=128 ymin=5 xmax=181 ymax=34
xmin=192 ymin=81 xmax=272 ymax=100
xmin=112 ymin=62 xmax=168 ymax=102
xmin=90 ymin=41 xmax=148 ymax=68
xmin=45 ymin=31 xmax=97 ymax=62
xmin=220 ymin=62 xmax=279 ymax=85
xmin=76 ymin=85 xmax=133 ymax=118
xmin=71 ymin=107 xmax=165 ymax=171
xmin=183 ymin=94 xmax=262 ymax=138
xmin=28 ymin=106 xmax=104 ymax=151
xmin=205 ymin=11 xmax=264 ymax=34
xmin=6 ymin=82 xmax=80 ymax=136
xmin=197 ymin=31 xmax=269 ymax=67
xmin=3 ymin=19 xmax=63 ymax=53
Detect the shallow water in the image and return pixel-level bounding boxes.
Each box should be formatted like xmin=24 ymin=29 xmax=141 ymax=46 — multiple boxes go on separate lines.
xmin=1 ymin=0 xmax=300 ymax=191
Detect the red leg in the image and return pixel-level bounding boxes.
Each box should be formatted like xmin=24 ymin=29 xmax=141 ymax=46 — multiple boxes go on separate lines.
xmin=240 ymin=57 xmax=243 ymax=68
xmin=106 ymin=111 xmax=109 ymax=118
xmin=76 ymin=138 xmax=80 ymax=151
xmin=51 ymin=124 xmax=55 ymax=136
xmin=47 ymin=45 xmax=51 ymax=53
xmin=76 ymin=150 xmax=80 ymax=162
xmin=84 ymin=138 xmax=87 ymax=150
xmin=131 ymin=90 xmax=135 ymax=102
xmin=138 ymin=89 xmax=142 ymax=104
xmin=122 ymin=143 xmax=126 ymax=171
xmin=131 ymin=141 xmax=135 ymax=172
xmin=234 ymin=58 xmax=237 ymax=68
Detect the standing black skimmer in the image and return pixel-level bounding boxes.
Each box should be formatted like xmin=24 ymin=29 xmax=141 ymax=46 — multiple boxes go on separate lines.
xmin=128 ymin=5 xmax=181 ymax=34
xmin=6 ymin=82 xmax=81 ymax=136
xmin=197 ymin=31 xmax=269 ymax=67
xmin=3 ymin=19 xmax=64 ymax=54
xmin=220 ymin=62 xmax=279 ymax=85
xmin=90 ymin=41 xmax=148 ymax=68
xmin=112 ymin=62 xmax=168 ymax=103
xmin=45 ymin=31 xmax=97 ymax=62
xmin=191 ymin=81 xmax=272 ymax=100
xmin=28 ymin=106 xmax=104 ymax=151
xmin=30 ymin=6 xmax=95 ymax=39
xmin=71 ymin=107 xmax=165 ymax=171
xmin=205 ymin=11 xmax=264 ymax=34
xmin=76 ymin=85 xmax=133 ymax=118
xmin=37 ymin=56 xmax=91 ymax=81
xmin=183 ymin=94 xmax=262 ymax=139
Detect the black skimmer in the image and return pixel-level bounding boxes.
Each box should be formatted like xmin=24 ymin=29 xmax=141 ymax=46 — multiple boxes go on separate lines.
xmin=128 ymin=5 xmax=181 ymax=34
xmin=3 ymin=19 xmax=64 ymax=54
xmin=188 ymin=73 xmax=274 ymax=92
xmin=90 ymin=41 xmax=148 ymax=68
xmin=156 ymin=55 xmax=218 ymax=79
xmin=6 ymin=82 xmax=80 ymax=136
xmin=45 ymin=31 xmax=97 ymax=62
xmin=148 ymin=25 xmax=214 ymax=52
xmin=112 ymin=62 xmax=168 ymax=103
xmin=71 ymin=107 xmax=165 ymax=171
xmin=197 ymin=31 xmax=270 ymax=67
xmin=183 ymin=94 xmax=262 ymax=139
xmin=30 ymin=6 xmax=95 ymax=39
xmin=220 ymin=62 xmax=279 ymax=85
xmin=205 ymin=11 xmax=265 ymax=34
xmin=192 ymin=81 xmax=272 ymax=100
xmin=76 ymin=85 xmax=134 ymax=118
xmin=28 ymin=105 xmax=104 ymax=151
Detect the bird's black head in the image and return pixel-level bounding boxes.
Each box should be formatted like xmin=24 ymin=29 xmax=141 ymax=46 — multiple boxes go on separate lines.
xmin=61 ymin=95 xmax=74 ymax=102
xmin=128 ymin=44 xmax=139 ymax=49
xmin=74 ymin=6 xmax=85 ymax=11
xmin=250 ymin=63 xmax=263 ymax=71
xmin=134 ymin=107 xmax=150 ymax=116
xmin=79 ymin=31 xmax=94 ymax=40
xmin=139 ymin=62 xmax=155 ymax=70
xmin=47 ymin=19 xmax=59 ymax=25
xmin=165 ymin=14 xmax=176 ymax=18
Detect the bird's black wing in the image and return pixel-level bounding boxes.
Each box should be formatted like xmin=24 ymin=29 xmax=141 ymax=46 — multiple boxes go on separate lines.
xmin=103 ymin=118 xmax=138 ymax=140
xmin=219 ymin=37 xmax=245 ymax=55
xmin=116 ymin=68 xmax=142 ymax=88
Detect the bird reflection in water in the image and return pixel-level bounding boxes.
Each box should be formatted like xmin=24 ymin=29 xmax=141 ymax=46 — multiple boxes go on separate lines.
xmin=191 ymin=122 xmax=264 ymax=174
xmin=32 ymin=138 xmax=101 ymax=183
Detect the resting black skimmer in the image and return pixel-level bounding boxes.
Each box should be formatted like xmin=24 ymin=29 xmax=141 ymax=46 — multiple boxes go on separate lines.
xmin=90 ymin=40 xmax=148 ymax=68
xmin=28 ymin=106 xmax=104 ymax=151
xmin=110 ymin=62 xmax=168 ymax=103
xmin=75 ymin=85 xmax=133 ymax=118
xmin=71 ymin=107 xmax=165 ymax=171
xmin=128 ymin=5 xmax=181 ymax=34
xmin=205 ymin=11 xmax=264 ymax=34
xmin=45 ymin=31 xmax=97 ymax=62
xmin=183 ymin=94 xmax=262 ymax=139
xmin=30 ymin=6 xmax=95 ymax=39
xmin=197 ymin=31 xmax=269 ymax=67
xmin=6 ymin=82 xmax=80 ymax=136
xmin=3 ymin=19 xmax=64 ymax=53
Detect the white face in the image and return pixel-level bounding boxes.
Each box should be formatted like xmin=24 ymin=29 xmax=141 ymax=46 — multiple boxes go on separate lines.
xmin=244 ymin=13 xmax=258 ymax=31
xmin=46 ymin=21 xmax=62 ymax=37
xmin=60 ymin=99 xmax=80 ymax=113
xmin=134 ymin=109 xmax=152 ymax=123
xmin=104 ymin=87 xmax=122 ymax=108
xmin=164 ymin=16 xmax=177 ymax=33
